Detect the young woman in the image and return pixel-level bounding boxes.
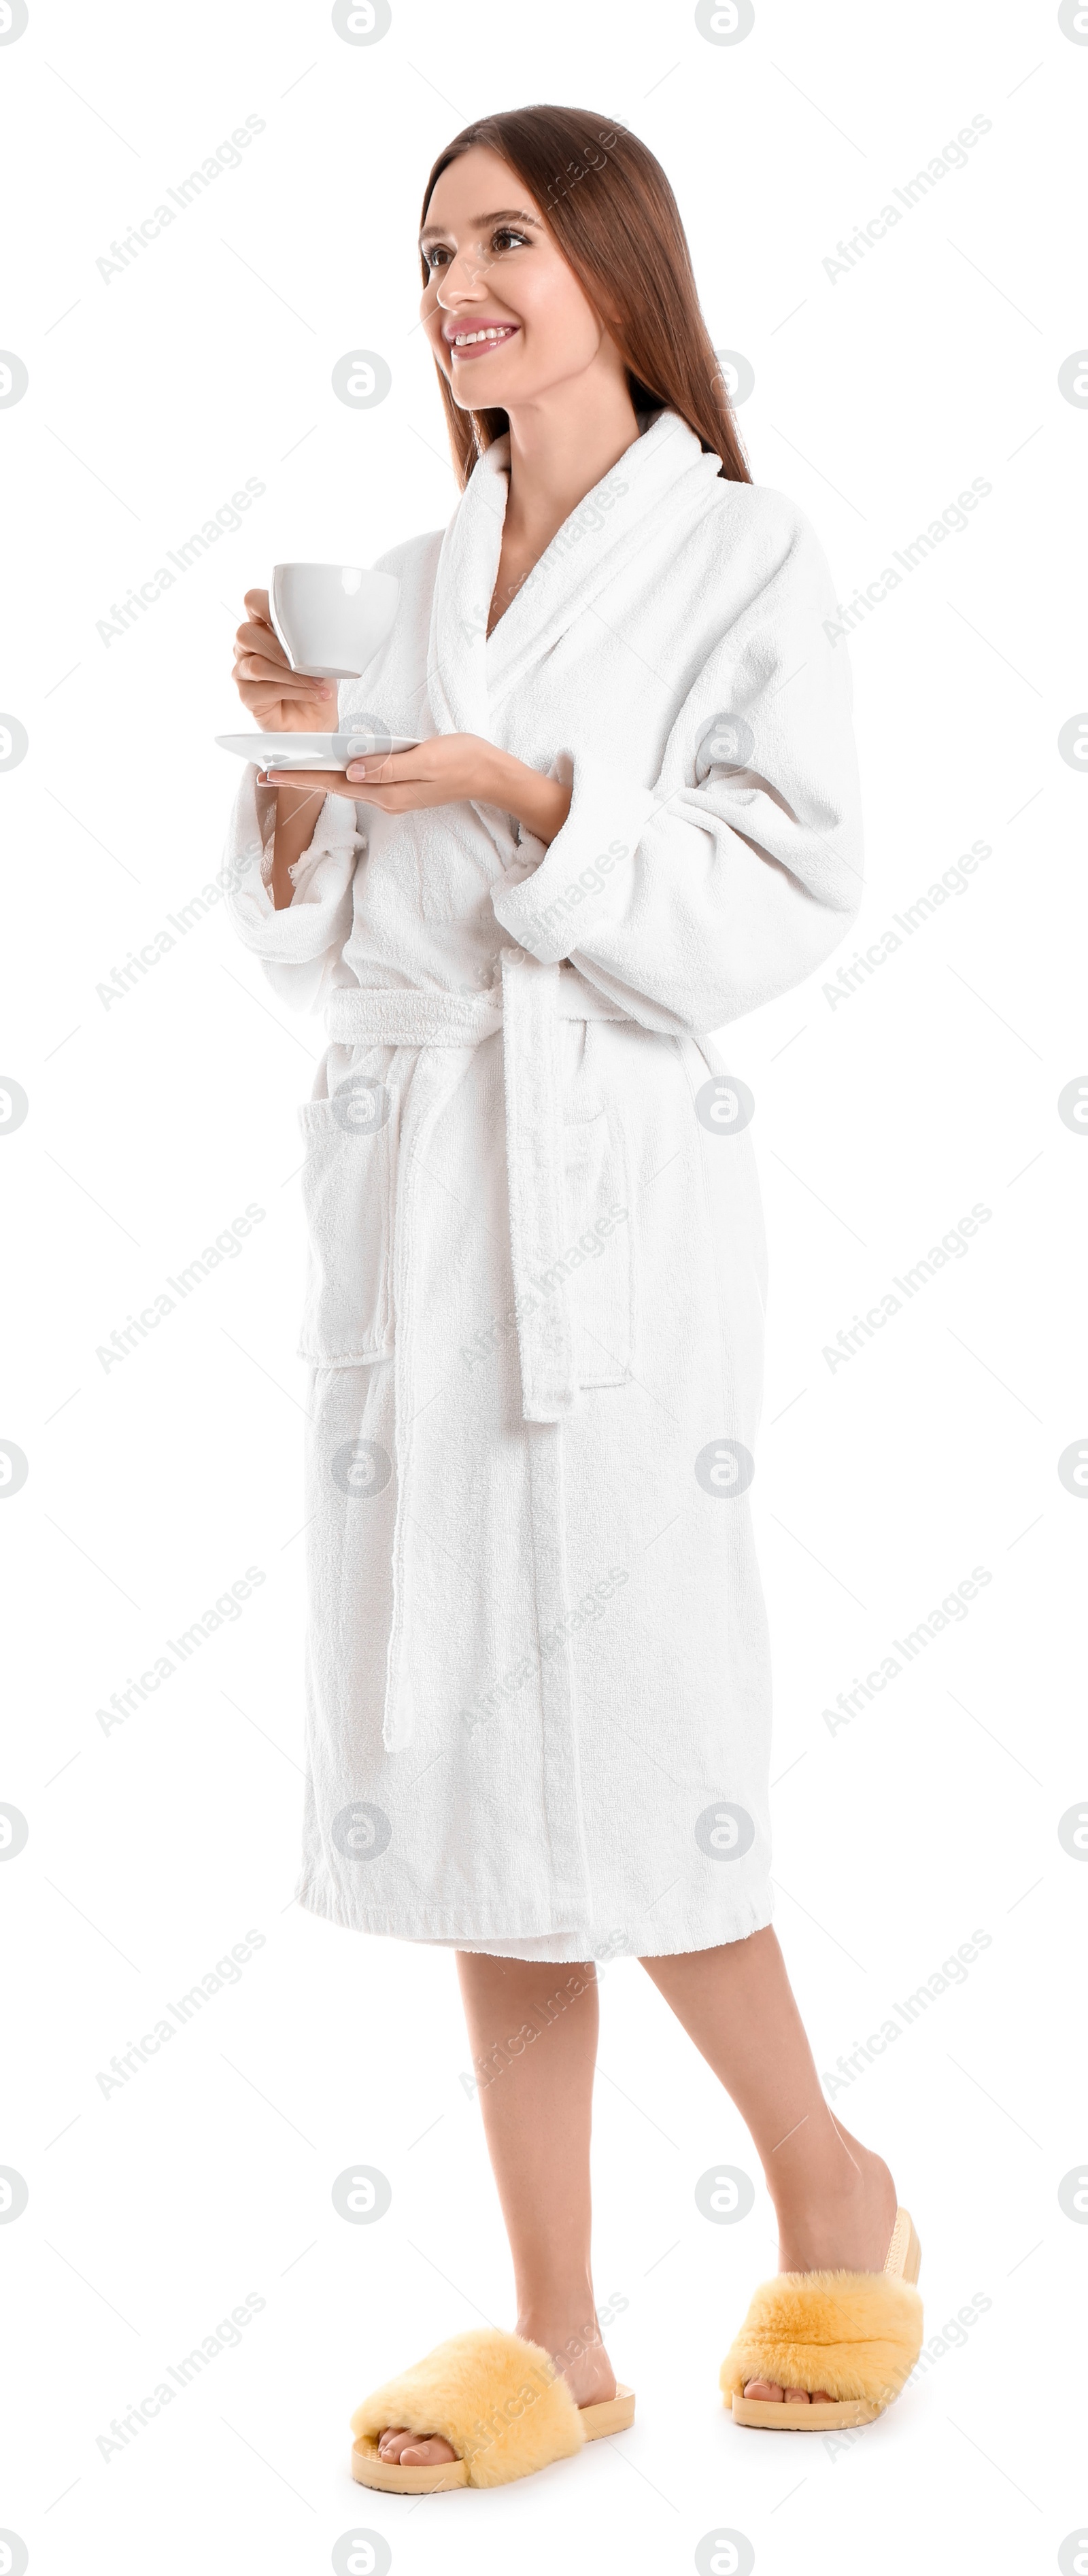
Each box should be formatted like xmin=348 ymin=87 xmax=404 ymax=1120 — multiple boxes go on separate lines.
xmin=225 ymin=105 xmax=922 ymax=2490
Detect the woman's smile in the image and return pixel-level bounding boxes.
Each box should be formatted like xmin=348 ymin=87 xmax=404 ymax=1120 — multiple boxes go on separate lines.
xmin=445 ymin=320 xmax=521 ymax=356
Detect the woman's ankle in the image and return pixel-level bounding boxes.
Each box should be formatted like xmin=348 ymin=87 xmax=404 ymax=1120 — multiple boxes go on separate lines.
xmin=768 ymin=2142 xmax=898 ymax=2272
xmin=514 ymin=2302 xmax=616 ymax=2405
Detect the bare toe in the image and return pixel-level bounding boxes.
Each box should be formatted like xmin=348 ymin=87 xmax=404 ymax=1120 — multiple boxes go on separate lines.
xmin=741 ymin=2377 xmax=838 ymax=2406
xmin=376 ymin=2425 xmax=456 ymax=2464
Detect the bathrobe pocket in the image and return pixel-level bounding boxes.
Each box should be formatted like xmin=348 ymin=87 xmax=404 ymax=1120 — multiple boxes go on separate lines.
xmin=561 ymin=1109 xmax=633 ymax=1388
xmin=296 ymin=1076 xmax=395 ymax=1365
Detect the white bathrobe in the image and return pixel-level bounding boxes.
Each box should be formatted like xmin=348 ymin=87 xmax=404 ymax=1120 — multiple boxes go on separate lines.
xmin=224 ymin=408 xmax=862 ymax=1961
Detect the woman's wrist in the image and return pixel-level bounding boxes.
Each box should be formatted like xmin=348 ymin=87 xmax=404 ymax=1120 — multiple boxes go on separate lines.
xmin=486 ymin=746 xmax=571 ymax=848
xmin=270 ymin=780 xmax=323 ymax=910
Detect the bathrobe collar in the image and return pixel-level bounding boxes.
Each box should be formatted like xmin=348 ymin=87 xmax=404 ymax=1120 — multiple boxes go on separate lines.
xmin=426 ymin=407 xmax=724 ymax=742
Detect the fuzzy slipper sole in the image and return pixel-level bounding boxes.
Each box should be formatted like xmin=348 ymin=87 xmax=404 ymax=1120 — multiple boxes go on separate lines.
xmin=350 ymin=2384 xmax=636 ymax=2491
xmin=725 ymin=2207 xmax=923 ymax=2431
xmin=729 ymin=2390 xmax=885 ymax=2430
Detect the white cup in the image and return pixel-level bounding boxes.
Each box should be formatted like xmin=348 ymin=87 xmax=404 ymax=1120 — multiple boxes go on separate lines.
xmin=269 ymin=561 xmax=400 ymax=679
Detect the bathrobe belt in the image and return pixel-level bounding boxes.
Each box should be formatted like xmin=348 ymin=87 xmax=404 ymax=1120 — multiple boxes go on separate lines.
xmin=324 ymin=953 xmax=632 ymax=1752
xmin=324 ymin=947 xmax=632 ymax=1425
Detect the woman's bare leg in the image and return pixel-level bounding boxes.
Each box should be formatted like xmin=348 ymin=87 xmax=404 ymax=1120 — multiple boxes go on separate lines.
xmin=641 ymin=1927 xmax=897 ymax=2403
xmin=377 ymin=1953 xmax=615 ymax=2467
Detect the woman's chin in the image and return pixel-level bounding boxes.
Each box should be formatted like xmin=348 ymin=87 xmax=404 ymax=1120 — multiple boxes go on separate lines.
xmin=451 ymin=377 xmax=517 ymax=411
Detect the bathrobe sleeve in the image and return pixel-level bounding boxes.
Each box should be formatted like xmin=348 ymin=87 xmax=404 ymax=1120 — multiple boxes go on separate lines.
xmin=491 ymin=496 xmax=864 ymax=1035
xmin=222 ymin=761 xmax=364 ymax=1012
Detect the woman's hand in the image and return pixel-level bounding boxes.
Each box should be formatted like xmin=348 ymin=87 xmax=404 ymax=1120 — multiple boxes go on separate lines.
xmin=258 ymin=734 xmax=573 ymax=847
xmin=233 ymin=587 xmax=337 ymax=733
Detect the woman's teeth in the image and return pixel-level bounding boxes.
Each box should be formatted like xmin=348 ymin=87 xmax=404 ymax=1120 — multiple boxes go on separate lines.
xmin=452 ymin=326 xmax=516 ymax=347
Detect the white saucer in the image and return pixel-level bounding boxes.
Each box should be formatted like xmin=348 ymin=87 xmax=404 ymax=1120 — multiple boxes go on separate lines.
xmin=216 ymin=730 xmax=418 ymax=771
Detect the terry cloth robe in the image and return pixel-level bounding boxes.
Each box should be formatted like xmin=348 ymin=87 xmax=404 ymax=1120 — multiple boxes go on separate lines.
xmin=224 ymin=407 xmax=863 ymax=1961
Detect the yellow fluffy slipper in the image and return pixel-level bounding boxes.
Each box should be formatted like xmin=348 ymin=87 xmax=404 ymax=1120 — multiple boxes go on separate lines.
xmin=721 ymin=2206 xmax=923 ymax=2430
xmin=350 ymin=2326 xmax=636 ymax=2492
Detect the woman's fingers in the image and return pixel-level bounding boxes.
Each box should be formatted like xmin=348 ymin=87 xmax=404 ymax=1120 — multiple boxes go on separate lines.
xmin=235 ymin=615 xmax=285 ymax=655
xmin=239 ymin=689 xmax=324 ymax=723
xmin=231 ymin=589 xmax=339 ymax=736
xmin=342 ymin=785 xmax=415 ymax=810
xmin=235 ymin=651 xmax=320 ymax=691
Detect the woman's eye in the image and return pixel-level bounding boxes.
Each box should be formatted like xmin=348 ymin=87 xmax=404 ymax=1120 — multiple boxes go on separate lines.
xmin=424 ymin=226 xmax=529 ymax=271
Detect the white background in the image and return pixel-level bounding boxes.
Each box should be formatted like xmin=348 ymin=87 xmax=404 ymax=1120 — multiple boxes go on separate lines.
xmin=1 ymin=1 xmax=1083 ymax=2569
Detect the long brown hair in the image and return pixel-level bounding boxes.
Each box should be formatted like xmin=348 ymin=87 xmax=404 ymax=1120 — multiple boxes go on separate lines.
xmin=418 ymin=105 xmax=751 ymax=492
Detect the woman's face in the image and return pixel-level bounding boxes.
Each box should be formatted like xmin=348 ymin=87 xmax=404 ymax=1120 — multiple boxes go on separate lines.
xmin=419 ymin=143 xmax=622 ymax=413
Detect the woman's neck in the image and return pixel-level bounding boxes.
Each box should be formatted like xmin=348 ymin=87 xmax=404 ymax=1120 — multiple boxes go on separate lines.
xmin=501 ymin=377 xmax=644 ymax=555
